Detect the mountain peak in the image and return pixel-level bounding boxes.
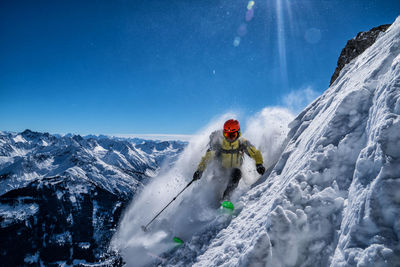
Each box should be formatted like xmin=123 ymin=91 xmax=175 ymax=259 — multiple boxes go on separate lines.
xmin=330 ymin=23 xmax=391 ymax=85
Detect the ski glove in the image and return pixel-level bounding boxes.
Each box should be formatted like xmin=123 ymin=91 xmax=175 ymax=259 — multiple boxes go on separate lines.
xmin=193 ymin=170 xmax=203 ymax=181
xmin=256 ymin=164 xmax=265 ymax=175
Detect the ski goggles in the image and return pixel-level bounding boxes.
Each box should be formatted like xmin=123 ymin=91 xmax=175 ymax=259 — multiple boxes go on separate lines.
xmin=224 ymin=131 xmax=239 ymax=140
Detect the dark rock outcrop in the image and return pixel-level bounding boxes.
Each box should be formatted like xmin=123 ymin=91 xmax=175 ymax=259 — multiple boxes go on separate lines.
xmin=1 ymin=176 xmax=128 ymax=266
xmin=330 ymin=24 xmax=391 ymax=85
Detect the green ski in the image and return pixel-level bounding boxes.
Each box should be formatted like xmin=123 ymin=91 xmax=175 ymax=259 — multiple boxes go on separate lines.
xmin=221 ymin=201 xmax=234 ymax=210
xmin=173 ymin=236 xmax=184 ymax=245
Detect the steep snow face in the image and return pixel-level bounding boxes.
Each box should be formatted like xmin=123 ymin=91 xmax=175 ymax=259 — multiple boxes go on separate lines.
xmin=164 ymin=17 xmax=400 ymax=266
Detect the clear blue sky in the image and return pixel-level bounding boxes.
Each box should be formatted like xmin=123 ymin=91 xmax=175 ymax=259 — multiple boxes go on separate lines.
xmin=0 ymin=0 xmax=399 ymax=135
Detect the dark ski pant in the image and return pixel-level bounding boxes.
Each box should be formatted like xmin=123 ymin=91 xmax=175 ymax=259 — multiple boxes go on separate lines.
xmin=222 ymin=168 xmax=242 ymax=200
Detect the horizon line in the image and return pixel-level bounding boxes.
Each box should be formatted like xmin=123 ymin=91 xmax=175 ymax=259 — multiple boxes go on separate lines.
xmin=112 ymin=133 xmax=197 ymax=141
xmin=0 ymin=130 xmax=197 ymax=142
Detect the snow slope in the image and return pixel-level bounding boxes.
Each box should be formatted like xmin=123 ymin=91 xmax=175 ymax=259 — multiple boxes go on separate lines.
xmin=113 ymin=18 xmax=400 ymax=267
xmin=182 ymin=17 xmax=400 ymax=267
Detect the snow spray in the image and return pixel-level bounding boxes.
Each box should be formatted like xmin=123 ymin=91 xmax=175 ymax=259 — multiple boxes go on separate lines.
xmin=110 ymin=108 xmax=293 ymax=266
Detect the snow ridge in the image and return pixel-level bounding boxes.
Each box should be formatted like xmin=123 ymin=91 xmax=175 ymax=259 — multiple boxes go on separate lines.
xmin=166 ymin=17 xmax=400 ymax=267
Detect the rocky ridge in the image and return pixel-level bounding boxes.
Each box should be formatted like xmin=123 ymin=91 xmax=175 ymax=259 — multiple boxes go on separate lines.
xmin=330 ymin=24 xmax=391 ymax=85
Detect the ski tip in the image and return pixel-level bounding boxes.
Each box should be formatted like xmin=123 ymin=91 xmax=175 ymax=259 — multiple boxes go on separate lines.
xmin=221 ymin=201 xmax=234 ymax=210
xmin=173 ymin=236 xmax=184 ymax=245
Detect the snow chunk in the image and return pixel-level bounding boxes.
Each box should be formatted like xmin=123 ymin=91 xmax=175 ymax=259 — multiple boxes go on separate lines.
xmin=13 ymin=135 xmax=26 ymax=143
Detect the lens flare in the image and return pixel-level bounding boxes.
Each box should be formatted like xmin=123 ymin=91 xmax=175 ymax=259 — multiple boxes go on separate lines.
xmin=232 ymin=0 xmax=256 ymax=47
xmin=276 ymin=0 xmax=288 ymax=89
xmin=247 ymin=1 xmax=255 ymax=10
xmin=246 ymin=8 xmax=254 ymax=22
xmin=237 ymin=23 xmax=248 ymax=37
xmin=233 ymin=36 xmax=241 ymax=47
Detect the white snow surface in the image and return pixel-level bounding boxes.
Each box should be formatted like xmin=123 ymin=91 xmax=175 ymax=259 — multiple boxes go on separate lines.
xmin=114 ymin=17 xmax=400 ymax=267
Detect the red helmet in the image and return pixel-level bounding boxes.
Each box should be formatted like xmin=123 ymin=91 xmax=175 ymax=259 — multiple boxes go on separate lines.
xmin=223 ymin=119 xmax=240 ymax=141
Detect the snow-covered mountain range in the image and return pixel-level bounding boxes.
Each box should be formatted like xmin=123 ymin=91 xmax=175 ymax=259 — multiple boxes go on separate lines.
xmin=0 ymin=130 xmax=185 ymax=266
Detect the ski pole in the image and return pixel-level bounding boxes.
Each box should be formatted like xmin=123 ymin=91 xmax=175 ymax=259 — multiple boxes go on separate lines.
xmin=141 ymin=179 xmax=195 ymax=232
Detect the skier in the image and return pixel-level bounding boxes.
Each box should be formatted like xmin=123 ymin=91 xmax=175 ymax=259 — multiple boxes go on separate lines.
xmin=192 ymin=119 xmax=265 ymax=202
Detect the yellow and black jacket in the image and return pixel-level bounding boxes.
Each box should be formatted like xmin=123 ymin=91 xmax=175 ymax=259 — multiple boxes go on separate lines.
xmin=197 ymin=131 xmax=263 ymax=171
